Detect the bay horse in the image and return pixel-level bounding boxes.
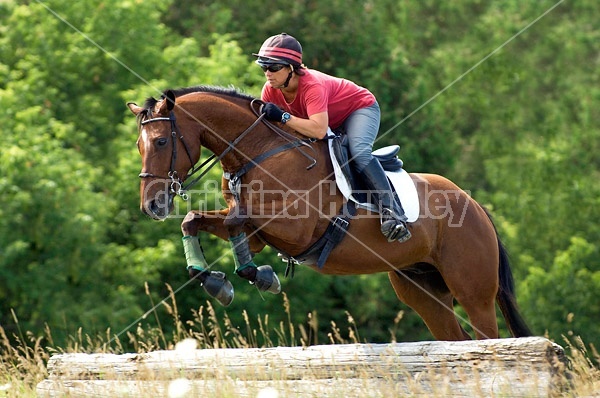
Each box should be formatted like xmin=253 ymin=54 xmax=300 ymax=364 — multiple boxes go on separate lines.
xmin=127 ymin=85 xmax=532 ymax=341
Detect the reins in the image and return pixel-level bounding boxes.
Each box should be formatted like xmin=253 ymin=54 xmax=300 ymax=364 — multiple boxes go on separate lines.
xmin=139 ymin=98 xmax=319 ymax=201
xmin=249 ymin=99 xmax=319 ymax=169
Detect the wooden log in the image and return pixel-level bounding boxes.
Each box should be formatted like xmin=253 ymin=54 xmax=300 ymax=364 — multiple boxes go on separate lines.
xmin=37 ymin=337 xmax=569 ymax=397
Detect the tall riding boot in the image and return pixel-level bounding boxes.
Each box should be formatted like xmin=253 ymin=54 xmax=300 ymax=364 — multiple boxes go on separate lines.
xmin=360 ymin=158 xmax=412 ymax=243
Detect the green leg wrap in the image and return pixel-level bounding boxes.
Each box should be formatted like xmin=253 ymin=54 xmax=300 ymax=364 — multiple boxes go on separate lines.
xmin=229 ymin=232 xmax=256 ymax=273
xmin=182 ymin=235 xmax=208 ymax=272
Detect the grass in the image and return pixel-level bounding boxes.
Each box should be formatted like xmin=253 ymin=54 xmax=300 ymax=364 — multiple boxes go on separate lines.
xmin=1 ymin=290 xmax=599 ymax=397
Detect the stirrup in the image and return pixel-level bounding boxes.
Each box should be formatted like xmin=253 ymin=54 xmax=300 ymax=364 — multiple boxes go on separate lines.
xmin=380 ymin=209 xmax=412 ymax=243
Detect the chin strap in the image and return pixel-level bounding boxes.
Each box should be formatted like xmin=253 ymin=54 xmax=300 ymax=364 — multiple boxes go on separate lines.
xmin=282 ymin=70 xmax=294 ymax=88
xmin=274 ymin=65 xmax=294 ymax=88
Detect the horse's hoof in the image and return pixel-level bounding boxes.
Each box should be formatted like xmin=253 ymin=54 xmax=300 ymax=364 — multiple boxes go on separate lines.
xmin=201 ymin=271 xmax=234 ymax=306
xmin=254 ymin=265 xmax=281 ymax=294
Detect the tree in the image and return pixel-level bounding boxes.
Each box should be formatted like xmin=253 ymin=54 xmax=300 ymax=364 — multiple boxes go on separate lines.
xmin=520 ymin=238 xmax=600 ymax=344
xmin=1 ymin=0 xmax=598 ymax=348
xmin=0 ymin=0 xmax=261 ymax=345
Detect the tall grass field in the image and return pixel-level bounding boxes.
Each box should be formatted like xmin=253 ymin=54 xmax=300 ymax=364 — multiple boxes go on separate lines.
xmin=2 ymin=293 xmax=599 ymax=397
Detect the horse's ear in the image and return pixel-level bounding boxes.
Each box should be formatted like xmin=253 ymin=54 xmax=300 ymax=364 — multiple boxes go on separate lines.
xmin=165 ymin=90 xmax=176 ymax=111
xmin=158 ymin=90 xmax=176 ymax=114
xmin=127 ymin=102 xmax=142 ymax=116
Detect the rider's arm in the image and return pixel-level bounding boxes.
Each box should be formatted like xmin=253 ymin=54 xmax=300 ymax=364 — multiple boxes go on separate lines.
xmin=285 ymin=111 xmax=328 ymax=139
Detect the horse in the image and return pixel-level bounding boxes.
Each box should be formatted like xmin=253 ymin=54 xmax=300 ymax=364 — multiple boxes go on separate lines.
xmin=127 ymin=85 xmax=532 ymax=341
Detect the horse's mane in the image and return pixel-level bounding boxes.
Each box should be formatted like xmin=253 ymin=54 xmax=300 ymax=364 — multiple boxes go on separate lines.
xmin=139 ymin=85 xmax=256 ymax=121
xmin=171 ymin=85 xmax=256 ymax=102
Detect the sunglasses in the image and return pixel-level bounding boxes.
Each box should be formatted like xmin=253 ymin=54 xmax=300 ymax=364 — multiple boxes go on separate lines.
xmin=260 ymin=64 xmax=287 ymax=73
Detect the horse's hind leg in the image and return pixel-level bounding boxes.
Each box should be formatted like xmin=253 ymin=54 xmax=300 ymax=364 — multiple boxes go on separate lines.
xmin=388 ymin=268 xmax=471 ymax=340
xmin=442 ymin=260 xmax=499 ymax=340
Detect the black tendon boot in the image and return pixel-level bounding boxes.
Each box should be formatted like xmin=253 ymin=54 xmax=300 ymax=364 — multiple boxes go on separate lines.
xmin=360 ymin=158 xmax=412 ymax=243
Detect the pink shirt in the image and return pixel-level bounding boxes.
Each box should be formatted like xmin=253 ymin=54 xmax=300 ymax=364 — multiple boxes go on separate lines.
xmin=261 ymin=69 xmax=376 ymax=129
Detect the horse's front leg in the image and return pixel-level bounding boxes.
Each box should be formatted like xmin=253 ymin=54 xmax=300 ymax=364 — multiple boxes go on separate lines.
xmin=180 ymin=208 xmax=238 ymax=306
xmin=224 ymin=206 xmax=282 ymax=295
xmin=182 ymin=208 xmax=265 ymax=250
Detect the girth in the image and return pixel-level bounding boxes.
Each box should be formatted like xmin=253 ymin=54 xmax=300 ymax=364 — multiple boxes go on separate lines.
xmin=274 ymin=201 xmax=357 ymax=278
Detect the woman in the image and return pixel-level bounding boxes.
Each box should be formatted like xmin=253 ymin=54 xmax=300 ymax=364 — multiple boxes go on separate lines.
xmin=254 ymin=33 xmax=411 ymax=243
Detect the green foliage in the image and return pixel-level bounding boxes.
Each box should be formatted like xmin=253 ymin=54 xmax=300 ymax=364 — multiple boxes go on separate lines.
xmin=0 ymin=0 xmax=598 ymax=348
xmin=520 ymin=238 xmax=600 ymax=346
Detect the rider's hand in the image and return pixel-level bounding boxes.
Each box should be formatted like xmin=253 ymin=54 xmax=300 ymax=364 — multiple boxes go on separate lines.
xmin=262 ymin=102 xmax=284 ymax=122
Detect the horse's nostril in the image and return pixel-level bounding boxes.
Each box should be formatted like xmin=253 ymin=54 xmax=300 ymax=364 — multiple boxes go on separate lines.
xmin=141 ymin=199 xmax=155 ymax=216
xmin=141 ymin=194 xmax=173 ymax=220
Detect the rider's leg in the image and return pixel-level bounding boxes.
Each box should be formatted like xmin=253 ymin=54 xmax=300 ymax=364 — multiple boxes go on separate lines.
xmin=182 ymin=235 xmax=234 ymax=306
xmin=359 ymin=159 xmax=411 ymax=242
xmin=229 ymin=232 xmax=281 ymax=294
xmin=344 ymin=102 xmax=411 ymax=243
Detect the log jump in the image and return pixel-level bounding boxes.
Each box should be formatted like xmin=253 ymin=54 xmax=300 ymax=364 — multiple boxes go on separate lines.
xmin=37 ymin=337 xmax=568 ymax=397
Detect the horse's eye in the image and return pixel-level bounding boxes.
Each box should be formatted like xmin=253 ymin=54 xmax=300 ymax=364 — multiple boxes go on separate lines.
xmin=156 ymin=137 xmax=168 ymax=147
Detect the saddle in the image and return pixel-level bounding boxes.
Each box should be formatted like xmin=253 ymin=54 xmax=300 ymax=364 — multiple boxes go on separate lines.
xmin=333 ymin=132 xmax=403 ymax=179
xmin=330 ymin=133 xmax=405 ymax=216
xmin=277 ymin=132 xmax=408 ymax=275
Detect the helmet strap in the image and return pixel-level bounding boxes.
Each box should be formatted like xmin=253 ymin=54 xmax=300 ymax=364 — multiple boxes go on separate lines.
xmin=270 ymin=65 xmax=295 ymax=89
xmin=282 ymin=66 xmax=294 ymax=88
xmin=282 ymin=72 xmax=293 ymax=88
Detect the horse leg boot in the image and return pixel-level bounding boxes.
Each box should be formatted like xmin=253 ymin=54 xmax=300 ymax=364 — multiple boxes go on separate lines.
xmin=182 ymin=235 xmax=234 ymax=306
xmin=229 ymin=232 xmax=281 ymax=294
xmin=360 ymin=158 xmax=411 ymax=243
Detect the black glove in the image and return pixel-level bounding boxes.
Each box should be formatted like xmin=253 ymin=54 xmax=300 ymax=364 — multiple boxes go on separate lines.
xmin=262 ymin=102 xmax=284 ymax=122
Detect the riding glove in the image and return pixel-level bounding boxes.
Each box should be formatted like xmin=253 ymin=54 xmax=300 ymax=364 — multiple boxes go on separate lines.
xmin=262 ymin=102 xmax=284 ymax=122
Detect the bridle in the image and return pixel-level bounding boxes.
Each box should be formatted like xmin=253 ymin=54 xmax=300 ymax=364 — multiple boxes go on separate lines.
xmin=139 ymin=112 xmax=196 ymax=200
xmin=138 ymin=99 xmax=318 ymax=202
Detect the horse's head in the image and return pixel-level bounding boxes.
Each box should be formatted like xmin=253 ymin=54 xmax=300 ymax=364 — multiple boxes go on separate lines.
xmin=127 ymin=90 xmax=199 ymax=220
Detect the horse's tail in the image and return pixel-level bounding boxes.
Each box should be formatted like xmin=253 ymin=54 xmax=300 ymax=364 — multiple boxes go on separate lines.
xmin=485 ymin=210 xmax=533 ymax=337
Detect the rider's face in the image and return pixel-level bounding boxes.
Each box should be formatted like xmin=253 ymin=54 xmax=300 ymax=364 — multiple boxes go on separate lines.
xmin=263 ymin=65 xmax=290 ymax=88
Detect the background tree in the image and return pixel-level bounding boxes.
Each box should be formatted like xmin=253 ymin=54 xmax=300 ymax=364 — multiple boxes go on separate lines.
xmin=0 ymin=0 xmax=598 ymax=348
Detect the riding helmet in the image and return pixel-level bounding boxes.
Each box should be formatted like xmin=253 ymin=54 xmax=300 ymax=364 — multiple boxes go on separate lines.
xmin=253 ymin=33 xmax=303 ymax=67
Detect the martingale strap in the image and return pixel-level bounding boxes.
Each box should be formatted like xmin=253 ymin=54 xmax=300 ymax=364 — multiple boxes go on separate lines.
xmin=181 ymin=113 xmax=267 ymax=192
xmin=224 ymin=138 xmax=314 ymax=202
